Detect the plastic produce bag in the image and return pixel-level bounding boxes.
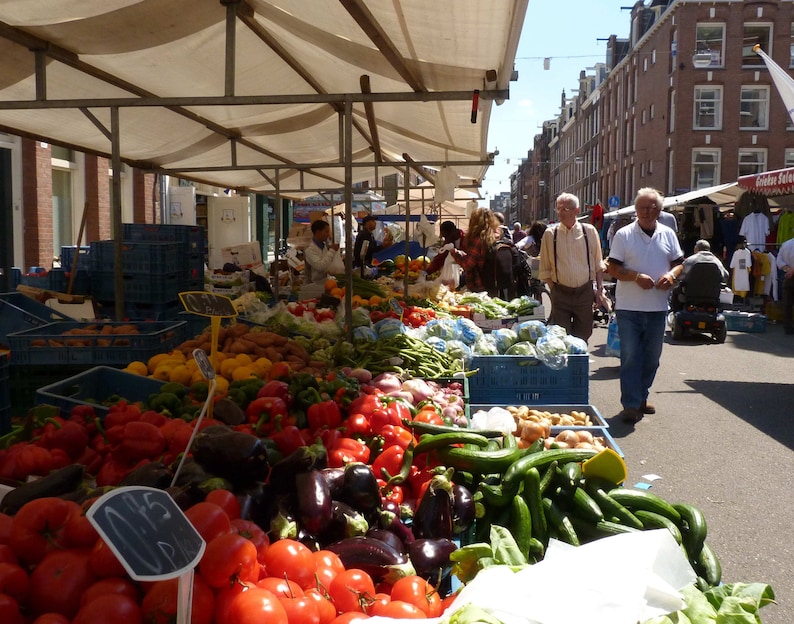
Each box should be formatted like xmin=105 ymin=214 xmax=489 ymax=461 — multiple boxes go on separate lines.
xmin=455 ymin=317 xmax=484 ymax=345
xmin=375 ymin=317 xmax=406 ymax=339
xmin=413 ymin=212 xmax=438 ymax=245
xmin=425 ymin=336 xmax=447 ymax=353
xmin=470 ymin=406 xmax=516 ymax=435
xmin=563 ymin=335 xmax=588 ymax=354
xmin=352 ymin=326 xmax=378 ymax=342
xmin=444 ymin=339 xmax=473 ymax=366
xmin=535 ymin=334 xmax=568 ymax=370
xmin=513 ymin=319 xmax=548 ymax=343
xmin=606 ymin=313 xmax=620 ymax=357
xmin=439 ymin=252 xmax=461 ymax=289
xmin=491 ymin=328 xmax=519 ymax=353
xmin=505 ymin=341 xmax=537 ymax=357
xmin=472 ymin=333 xmax=499 ymax=355
xmin=424 ymin=317 xmax=460 ymax=340
xmin=328 ymin=251 xmax=345 ymax=275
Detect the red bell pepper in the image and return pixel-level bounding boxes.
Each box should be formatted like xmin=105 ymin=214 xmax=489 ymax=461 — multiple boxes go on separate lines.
xmin=96 ymin=457 xmax=146 ymax=487
xmin=376 ymin=479 xmax=405 ymax=505
xmin=327 ymin=436 xmax=371 ymax=467
xmin=111 ymin=421 xmax=166 ymax=464
xmin=256 ymin=380 xmax=293 ymax=407
xmin=104 ymin=401 xmax=142 ymax=429
xmin=271 ymin=424 xmax=306 ymax=456
xmin=371 ymin=444 xmax=405 ymax=482
xmin=139 ymin=410 xmax=168 ymax=428
xmin=307 ymin=400 xmax=342 ymax=433
xmin=343 ymin=412 xmax=372 ymax=436
xmin=245 ymin=396 xmax=288 ymax=434
xmin=39 ymin=417 xmax=90 ymax=461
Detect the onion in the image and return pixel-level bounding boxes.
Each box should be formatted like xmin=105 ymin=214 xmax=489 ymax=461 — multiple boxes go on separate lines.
xmin=401 ymin=379 xmax=434 ymax=402
xmin=555 ymin=430 xmax=580 ymax=447
xmin=371 ymin=372 xmax=402 ymax=393
xmin=347 ymin=368 xmax=373 ymax=383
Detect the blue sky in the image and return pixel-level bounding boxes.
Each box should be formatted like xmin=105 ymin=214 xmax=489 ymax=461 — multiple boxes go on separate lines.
xmin=480 ymin=1 xmax=632 ymax=202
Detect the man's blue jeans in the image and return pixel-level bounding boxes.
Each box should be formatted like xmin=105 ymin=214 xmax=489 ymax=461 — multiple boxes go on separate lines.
xmin=615 ymin=310 xmax=667 ymax=410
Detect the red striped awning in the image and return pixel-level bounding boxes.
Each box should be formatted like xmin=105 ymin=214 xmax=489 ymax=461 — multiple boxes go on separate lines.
xmin=737 ymin=167 xmax=794 ymax=196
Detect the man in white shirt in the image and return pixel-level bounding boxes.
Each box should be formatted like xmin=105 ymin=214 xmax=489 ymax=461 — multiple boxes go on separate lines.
xmin=303 ymin=220 xmax=341 ymax=284
xmin=776 ymin=237 xmax=794 ymax=335
xmin=606 ymin=188 xmax=685 ymax=424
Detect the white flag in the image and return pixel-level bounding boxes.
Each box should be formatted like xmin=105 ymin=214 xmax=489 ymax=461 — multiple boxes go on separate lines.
xmin=754 ymin=44 xmax=794 ymax=125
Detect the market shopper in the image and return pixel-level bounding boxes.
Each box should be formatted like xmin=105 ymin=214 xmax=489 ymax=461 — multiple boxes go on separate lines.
xmin=776 ymin=236 xmax=794 ymax=335
xmin=512 ymin=222 xmax=527 ymax=244
xmin=304 ymin=219 xmax=342 ymax=284
xmin=670 ymin=239 xmax=729 ymax=312
xmin=425 ymin=220 xmax=465 ymax=275
xmin=606 ymin=187 xmax=685 ymax=424
xmin=449 ymin=207 xmax=506 ymax=296
xmin=538 ymin=193 xmax=610 ymax=342
xmin=353 ymin=214 xmax=392 ymax=268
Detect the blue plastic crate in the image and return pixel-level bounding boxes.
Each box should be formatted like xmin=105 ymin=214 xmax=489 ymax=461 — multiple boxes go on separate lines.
xmin=469 ymin=403 xmax=607 ymax=429
xmin=723 ymin=311 xmax=767 ymax=333
xmin=36 ymin=366 xmax=166 ymax=417
xmin=468 ymin=354 xmax=589 ymax=404
xmin=90 ymin=270 xmax=183 ymax=303
xmin=6 ymin=320 xmax=187 ymax=367
xmin=0 ymin=351 xmax=9 ymax=433
xmin=89 ymin=240 xmax=183 ymax=274
xmin=1 ymin=293 xmax=75 ymax=347
xmin=60 ymin=246 xmax=90 ymax=272
xmin=19 ymin=269 xmax=67 ymax=291
xmin=122 ymin=223 xmax=206 ymax=253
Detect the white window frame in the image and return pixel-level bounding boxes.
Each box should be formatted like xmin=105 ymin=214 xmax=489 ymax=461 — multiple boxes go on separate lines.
xmin=743 ymin=23 xmax=772 ymax=68
xmin=739 ymin=85 xmax=770 ymax=130
xmin=737 ymin=148 xmax=767 ymax=177
xmin=695 ymin=23 xmax=725 ymax=68
xmin=785 ymin=148 xmax=794 ymax=168
xmin=693 ymin=85 xmax=723 ymax=130
xmin=691 ymin=148 xmax=721 ymax=190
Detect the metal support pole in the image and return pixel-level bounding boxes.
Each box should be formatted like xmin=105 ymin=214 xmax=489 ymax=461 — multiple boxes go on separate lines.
xmin=343 ymin=97 xmax=353 ymax=341
xmin=110 ymin=106 xmax=124 ymax=320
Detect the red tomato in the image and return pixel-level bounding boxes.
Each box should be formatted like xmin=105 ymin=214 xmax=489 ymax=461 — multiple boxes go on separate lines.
xmin=311 ymin=549 xmax=345 ymax=589
xmin=205 ymin=489 xmax=242 ymax=520
xmin=256 ymin=576 xmax=304 ymax=599
xmin=304 ymin=588 xmax=337 ymax=624
xmin=228 ymin=588 xmax=288 ymax=624
xmin=0 ymin=512 xmax=12 ymax=544
xmin=140 ymin=574 xmax=214 ymax=624
xmin=328 ymin=613 xmax=369 ymax=624
xmin=371 ymin=599 xmax=426 ymax=618
xmin=0 ymin=562 xmax=29 ymax=603
xmin=72 ymin=594 xmax=142 ymax=624
xmin=389 ymin=575 xmax=442 ymax=617
xmin=184 ymin=501 xmax=232 ymax=543
xmin=0 ymin=544 xmax=18 ymax=564
xmin=200 ymin=532 xmax=259 ymax=588
xmin=230 ymin=518 xmax=270 ymax=563
xmin=0 ymin=594 xmax=24 ymax=624
xmin=279 ymin=595 xmax=320 ymax=624
xmin=63 ymin=502 xmax=99 ymax=549
xmin=262 ymin=539 xmax=316 ymax=590
xmin=413 ymin=407 xmax=444 ymax=426
xmin=328 ymin=569 xmax=376 ymax=614
xmin=366 ymin=592 xmax=391 ymax=614
xmin=9 ymin=497 xmax=80 ymax=565
xmin=28 ymin=549 xmax=96 ymax=618
xmin=80 ymin=577 xmax=141 ymax=607
xmin=213 ymin=581 xmax=254 ymax=624
xmin=30 ymin=614 xmax=71 ymax=624
xmin=89 ymin=537 xmax=127 ymax=578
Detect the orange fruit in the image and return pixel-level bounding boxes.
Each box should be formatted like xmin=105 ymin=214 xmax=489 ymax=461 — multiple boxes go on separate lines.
xmin=368 ymin=295 xmax=382 ymax=307
xmin=331 ymin=287 xmax=345 ymax=298
xmin=124 ymin=360 xmax=149 ymax=376
xmin=325 ymin=278 xmax=338 ymax=292
xmin=169 ymin=365 xmax=193 ymax=386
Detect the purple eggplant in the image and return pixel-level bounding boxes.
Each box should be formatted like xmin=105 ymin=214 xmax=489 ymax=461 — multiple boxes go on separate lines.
xmin=412 ymin=470 xmax=454 ymax=540
xmin=325 ymin=536 xmax=415 ymax=583
xmin=319 ymin=500 xmax=369 ymax=544
xmin=340 ymin=462 xmax=381 ymax=516
xmin=376 ymin=508 xmax=415 ymax=546
xmin=320 ymin=467 xmax=345 ymax=498
xmin=409 ymin=538 xmax=457 ymax=582
xmin=295 ymin=470 xmax=333 ymax=536
xmin=366 ymin=528 xmax=405 ymax=552
xmin=452 ymin=483 xmax=476 ymax=535
xmin=268 ymin=442 xmax=328 ymax=493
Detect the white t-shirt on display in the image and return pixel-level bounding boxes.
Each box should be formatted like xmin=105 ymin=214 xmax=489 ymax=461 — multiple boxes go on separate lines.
xmin=730 ymin=248 xmax=752 ymax=292
xmin=609 ymin=221 xmax=684 ymax=312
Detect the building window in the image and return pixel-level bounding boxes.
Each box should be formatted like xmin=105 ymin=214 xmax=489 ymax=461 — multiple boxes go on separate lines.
xmin=669 ymin=89 xmax=676 ymax=133
xmin=790 ymin=22 xmax=794 ymax=68
xmin=785 ymin=148 xmax=794 ymax=168
xmin=739 ymin=86 xmax=769 ymax=129
xmin=695 ymin=23 xmax=725 ymax=67
xmin=693 ymin=86 xmax=722 ymax=130
xmin=743 ymin=24 xmax=771 ymax=67
xmin=737 ymin=149 xmax=767 ymax=177
xmin=692 ymin=149 xmax=721 ymax=189
xmin=650 ymin=103 xmax=655 ymax=120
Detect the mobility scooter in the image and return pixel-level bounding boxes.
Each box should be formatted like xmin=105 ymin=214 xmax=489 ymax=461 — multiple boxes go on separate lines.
xmin=670 ymin=261 xmax=728 ymax=343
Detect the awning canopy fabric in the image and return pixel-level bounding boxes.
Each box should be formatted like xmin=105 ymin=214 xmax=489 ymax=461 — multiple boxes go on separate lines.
xmin=737 ymin=166 xmax=794 ymax=196
xmin=0 ymin=0 xmax=528 ymax=195
xmin=605 ymin=183 xmax=745 ymax=218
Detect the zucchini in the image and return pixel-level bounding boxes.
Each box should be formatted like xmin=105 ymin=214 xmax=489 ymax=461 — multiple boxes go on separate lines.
xmin=587 ymin=486 xmax=644 ymax=530
xmin=542 ymin=497 xmax=580 ymax=546
xmin=522 ymin=467 xmax=548 ymax=546
xmin=694 ymin=541 xmax=722 ymax=587
xmin=607 ymin=488 xmax=682 ymax=524
xmin=672 ymin=502 xmax=708 ymax=558
xmin=634 ymin=510 xmax=683 ymax=544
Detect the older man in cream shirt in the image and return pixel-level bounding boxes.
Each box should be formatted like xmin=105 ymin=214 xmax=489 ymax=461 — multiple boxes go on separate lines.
xmin=539 ymin=193 xmax=610 ymax=341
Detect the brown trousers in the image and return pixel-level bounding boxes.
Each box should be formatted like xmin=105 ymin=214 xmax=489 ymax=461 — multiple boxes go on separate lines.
xmin=549 ymin=282 xmax=595 ymax=341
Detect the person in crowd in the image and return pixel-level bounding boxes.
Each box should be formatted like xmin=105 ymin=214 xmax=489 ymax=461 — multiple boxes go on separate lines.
xmin=776 ymin=235 xmax=794 ymax=335
xmin=353 ymin=214 xmax=391 ymax=268
xmin=304 ymin=219 xmax=341 ymax=284
xmin=606 ymin=188 xmax=685 ymax=424
xmin=426 ymin=220 xmax=465 ymax=275
xmin=657 ymin=206 xmax=678 ymax=232
xmin=670 ymin=239 xmax=729 ymax=312
xmin=518 ymin=221 xmax=547 ymax=257
xmin=492 ymin=211 xmax=512 ymax=242
xmin=538 ymin=192 xmax=610 ymax=342
xmin=449 ymin=207 xmax=505 ymax=296
xmin=512 ymin=222 xmax=527 ymax=244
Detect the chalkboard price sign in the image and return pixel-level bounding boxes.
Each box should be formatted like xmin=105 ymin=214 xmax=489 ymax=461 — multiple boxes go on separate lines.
xmin=179 ymin=291 xmax=238 ymax=318
xmin=87 ymin=486 xmax=206 ymax=581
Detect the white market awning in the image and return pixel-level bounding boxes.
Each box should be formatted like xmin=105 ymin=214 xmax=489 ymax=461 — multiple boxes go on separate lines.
xmin=0 ymin=0 xmax=529 ymax=195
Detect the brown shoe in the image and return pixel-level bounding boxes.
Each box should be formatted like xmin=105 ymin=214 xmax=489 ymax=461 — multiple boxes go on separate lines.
xmin=640 ymin=401 xmax=656 ymax=414
xmin=620 ymin=407 xmax=643 ymax=424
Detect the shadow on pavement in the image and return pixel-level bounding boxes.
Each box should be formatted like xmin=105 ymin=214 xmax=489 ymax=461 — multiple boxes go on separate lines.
xmin=686 ymin=380 xmax=794 ymax=451
xmin=726 ymin=331 xmax=794 ymax=358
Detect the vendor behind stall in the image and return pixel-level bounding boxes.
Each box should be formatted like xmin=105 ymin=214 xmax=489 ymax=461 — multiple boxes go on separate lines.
xmin=353 ymin=215 xmax=392 ymax=268
xmin=426 ymin=220 xmax=465 ymax=275
xmin=304 ymin=219 xmax=342 ymax=283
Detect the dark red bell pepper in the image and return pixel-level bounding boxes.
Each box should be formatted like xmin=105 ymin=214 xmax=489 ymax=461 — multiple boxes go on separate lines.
xmin=111 ymin=421 xmax=166 ymax=464
xmin=246 ymin=396 xmax=288 ymax=434
xmin=256 ymin=380 xmax=293 ymax=407
xmin=307 ymin=400 xmax=342 ymax=432
xmin=104 ymin=401 xmax=142 ymax=429
xmin=39 ymin=417 xmax=90 ymax=460
xmin=271 ymin=424 xmax=306 ymax=456
xmin=371 ymin=444 xmax=405 ymax=481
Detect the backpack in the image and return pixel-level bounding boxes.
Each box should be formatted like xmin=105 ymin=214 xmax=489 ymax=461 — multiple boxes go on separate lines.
xmin=491 ymin=239 xmax=532 ymax=299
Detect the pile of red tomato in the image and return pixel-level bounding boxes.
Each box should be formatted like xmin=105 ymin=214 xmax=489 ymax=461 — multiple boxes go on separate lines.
xmin=0 ymin=487 xmax=453 ymax=624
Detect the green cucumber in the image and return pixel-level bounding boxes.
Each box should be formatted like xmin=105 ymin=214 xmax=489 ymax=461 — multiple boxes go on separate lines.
xmin=672 ymin=502 xmax=708 ymax=557
xmin=413 ymin=431 xmax=490 ymax=455
xmin=557 ymin=461 xmax=584 ymax=491
xmin=586 ymin=486 xmax=644 ymax=530
xmin=434 ymin=445 xmax=528 ymax=475
xmin=538 ymin=460 xmax=558 ymax=494
xmin=500 ymin=448 xmax=597 ymax=499
xmin=567 ymin=486 xmax=604 ymax=523
xmin=607 ymin=488 xmax=682 ymax=524
xmin=634 ymin=510 xmax=683 ymax=544
xmin=522 ymin=467 xmax=548 ymax=546
xmin=509 ymin=495 xmax=532 ymax=562
xmin=542 ymin=497 xmax=580 ymax=546
xmin=694 ymin=541 xmax=722 ymax=587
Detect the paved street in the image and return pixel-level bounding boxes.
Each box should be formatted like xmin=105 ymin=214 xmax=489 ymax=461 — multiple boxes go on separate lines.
xmin=586 ymin=317 xmax=794 ymax=623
